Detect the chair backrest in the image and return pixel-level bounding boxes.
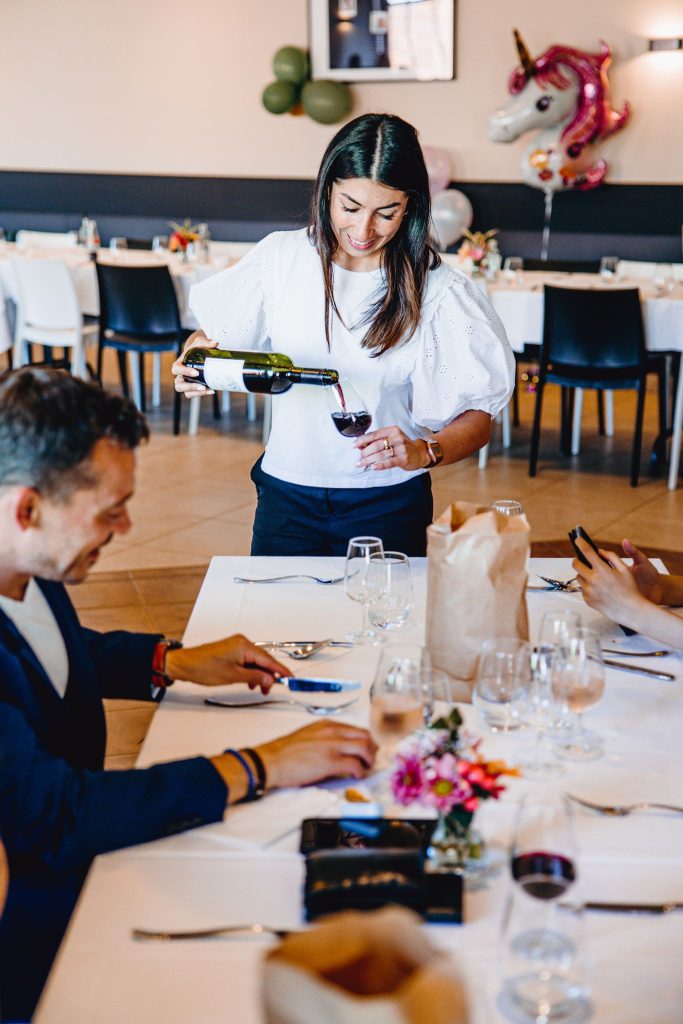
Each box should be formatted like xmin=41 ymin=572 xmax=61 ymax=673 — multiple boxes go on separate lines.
xmin=11 ymin=258 xmax=81 ymax=331
xmin=523 ymin=258 xmax=601 ymax=274
xmin=125 ymin=238 xmax=153 ymax=250
xmin=15 ymin=230 xmax=79 ymax=249
xmin=543 ymin=286 xmax=646 ymax=372
xmin=95 ymin=262 xmax=181 ymax=338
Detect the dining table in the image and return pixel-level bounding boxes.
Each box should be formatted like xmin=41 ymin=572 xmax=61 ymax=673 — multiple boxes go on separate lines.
xmin=34 ymin=556 xmax=683 ymax=1024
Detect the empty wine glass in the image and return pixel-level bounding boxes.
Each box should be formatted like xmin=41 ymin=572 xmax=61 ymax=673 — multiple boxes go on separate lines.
xmin=653 ymin=262 xmax=675 ymax=295
xmin=517 ymin=644 xmax=564 ymax=781
xmin=538 ymin=609 xmax=581 ymax=650
xmin=109 ymin=236 xmax=128 ymax=251
xmin=366 ymin=551 xmax=414 ymax=635
xmin=491 ymin=499 xmax=524 ymax=516
xmin=599 ymin=255 xmax=620 ymax=283
xmin=152 ymin=235 xmax=169 ymax=254
xmin=551 ymin=627 xmax=605 ymax=760
xmin=503 ymin=256 xmax=524 ymax=286
xmin=344 ymin=536 xmax=384 ymax=644
xmin=472 ymin=638 xmax=532 ymax=733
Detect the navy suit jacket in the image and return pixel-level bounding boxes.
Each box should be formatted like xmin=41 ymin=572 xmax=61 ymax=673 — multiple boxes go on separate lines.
xmin=0 ymin=579 xmax=227 ymax=1022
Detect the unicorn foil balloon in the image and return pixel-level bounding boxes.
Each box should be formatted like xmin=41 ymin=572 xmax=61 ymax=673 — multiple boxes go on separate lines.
xmin=489 ymin=29 xmax=631 ymax=194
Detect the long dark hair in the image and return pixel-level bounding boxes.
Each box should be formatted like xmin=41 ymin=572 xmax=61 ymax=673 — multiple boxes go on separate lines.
xmin=308 ymin=113 xmax=440 ymax=356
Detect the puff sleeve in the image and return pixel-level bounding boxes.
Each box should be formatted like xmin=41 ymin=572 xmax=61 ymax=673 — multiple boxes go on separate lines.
xmin=411 ymin=270 xmax=515 ymax=431
xmin=188 ymin=234 xmax=276 ymax=350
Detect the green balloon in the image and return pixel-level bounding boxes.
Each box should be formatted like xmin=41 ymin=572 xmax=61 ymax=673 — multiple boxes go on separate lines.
xmin=273 ymin=46 xmax=309 ymax=85
xmin=301 ymin=80 xmax=351 ymax=125
xmin=262 ymin=80 xmax=297 ymax=115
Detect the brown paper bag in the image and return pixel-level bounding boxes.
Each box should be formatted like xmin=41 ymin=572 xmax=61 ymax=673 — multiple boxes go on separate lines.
xmin=425 ymin=501 xmax=530 ymax=694
xmin=262 ymin=907 xmax=468 ymax=1024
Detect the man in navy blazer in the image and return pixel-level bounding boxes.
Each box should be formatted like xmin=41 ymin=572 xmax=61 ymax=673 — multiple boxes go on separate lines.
xmin=0 ymin=368 xmax=376 ymax=1021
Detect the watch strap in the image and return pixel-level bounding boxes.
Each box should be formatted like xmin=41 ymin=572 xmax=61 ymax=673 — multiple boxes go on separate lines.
xmin=151 ymin=639 xmax=183 ymax=690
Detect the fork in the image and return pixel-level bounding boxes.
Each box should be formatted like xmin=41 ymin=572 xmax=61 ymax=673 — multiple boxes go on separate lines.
xmin=133 ymin=922 xmax=288 ymax=941
xmin=233 ymin=574 xmax=345 ymax=585
xmin=538 ymin=575 xmax=580 ymax=592
xmin=204 ymin=696 xmax=358 ymax=716
xmin=568 ymin=794 xmax=683 ymax=816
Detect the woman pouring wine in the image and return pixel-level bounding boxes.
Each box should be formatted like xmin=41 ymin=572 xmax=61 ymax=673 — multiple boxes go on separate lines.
xmin=172 ymin=113 xmax=514 ymax=556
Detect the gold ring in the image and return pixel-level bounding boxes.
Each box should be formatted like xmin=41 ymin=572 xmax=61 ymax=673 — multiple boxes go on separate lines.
xmin=382 ymin=438 xmax=389 ymax=451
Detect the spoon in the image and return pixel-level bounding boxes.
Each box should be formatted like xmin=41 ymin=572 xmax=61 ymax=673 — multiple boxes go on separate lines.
xmin=204 ymin=696 xmax=358 ymax=716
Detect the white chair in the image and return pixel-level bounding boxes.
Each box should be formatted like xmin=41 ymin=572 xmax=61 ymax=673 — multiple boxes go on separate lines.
xmin=15 ymin=230 xmax=79 ymax=250
xmin=11 ymin=259 xmax=98 ymax=378
xmin=478 ymin=402 xmax=512 ymax=468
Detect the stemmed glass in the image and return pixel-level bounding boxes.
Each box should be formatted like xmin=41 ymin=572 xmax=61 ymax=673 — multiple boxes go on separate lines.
xmin=653 ymin=263 xmax=675 ymax=295
xmin=503 ymin=256 xmax=524 ymax=286
xmin=599 ymin=256 xmax=620 ymax=283
xmin=551 ymin=627 xmax=606 ymax=760
xmin=472 ymin=638 xmax=531 ymax=733
xmin=517 ymin=644 xmax=564 ymax=781
xmin=344 ymin=536 xmax=384 ymax=644
xmin=325 ymin=377 xmax=372 ymax=440
xmin=370 ymin=643 xmax=430 ymax=756
xmin=366 ymin=551 xmax=414 ymax=635
xmin=503 ymin=796 xmax=584 ymax=1019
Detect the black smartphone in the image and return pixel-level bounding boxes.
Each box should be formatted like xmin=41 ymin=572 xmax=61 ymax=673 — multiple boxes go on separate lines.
xmin=568 ymin=526 xmax=636 ymax=636
xmin=568 ymin=526 xmax=611 ymax=568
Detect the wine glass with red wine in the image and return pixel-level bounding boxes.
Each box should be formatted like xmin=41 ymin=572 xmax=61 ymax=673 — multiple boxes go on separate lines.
xmin=325 ymin=377 xmax=372 ymax=440
xmin=510 ymin=795 xmax=578 ymax=959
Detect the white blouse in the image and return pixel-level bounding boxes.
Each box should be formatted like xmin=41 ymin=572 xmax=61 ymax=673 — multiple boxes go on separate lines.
xmin=189 ymin=229 xmax=515 ymax=489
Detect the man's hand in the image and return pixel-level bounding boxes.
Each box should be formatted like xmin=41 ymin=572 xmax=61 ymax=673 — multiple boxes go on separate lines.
xmin=253 ymin=720 xmax=378 ymax=790
xmin=621 ymin=538 xmax=665 ymax=605
xmin=165 ymin=635 xmax=289 ymax=692
xmin=572 ymin=538 xmax=648 ymax=629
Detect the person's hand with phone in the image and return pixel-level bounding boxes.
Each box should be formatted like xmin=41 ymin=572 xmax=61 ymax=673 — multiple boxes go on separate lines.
xmin=572 ymin=538 xmax=683 ymax=649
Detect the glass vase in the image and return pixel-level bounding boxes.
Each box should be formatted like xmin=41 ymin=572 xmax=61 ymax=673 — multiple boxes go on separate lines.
xmin=428 ymin=808 xmax=487 ymax=877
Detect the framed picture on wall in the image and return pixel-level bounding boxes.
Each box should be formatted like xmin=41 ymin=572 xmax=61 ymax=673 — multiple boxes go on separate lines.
xmin=308 ymin=0 xmax=456 ymax=82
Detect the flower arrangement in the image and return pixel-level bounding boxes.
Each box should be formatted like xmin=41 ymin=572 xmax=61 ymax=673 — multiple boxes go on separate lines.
xmin=168 ymin=219 xmax=201 ymax=252
xmin=456 ymin=228 xmax=498 ymax=274
xmin=391 ymin=707 xmax=518 ymax=870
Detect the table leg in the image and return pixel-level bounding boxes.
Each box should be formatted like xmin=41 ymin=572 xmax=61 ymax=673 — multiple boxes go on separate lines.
xmin=668 ymin=366 xmax=683 ymax=490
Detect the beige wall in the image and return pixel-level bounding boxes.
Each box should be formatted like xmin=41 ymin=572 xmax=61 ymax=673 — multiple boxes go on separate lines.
xmin=1 ymin=0 xmax=682 ymax=183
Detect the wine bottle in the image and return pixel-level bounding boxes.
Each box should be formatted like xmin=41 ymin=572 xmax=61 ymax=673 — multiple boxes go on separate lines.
xmin=181 ymin=348 xmax=339 ymax=394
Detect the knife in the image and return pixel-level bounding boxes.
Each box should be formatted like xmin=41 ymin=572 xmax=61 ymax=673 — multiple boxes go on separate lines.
xmin=275 ymin=675 xmax=361 ymax=693
xmin=566 ymin=901 xmax=683 ymax=914
xmin=256 ymin=641 xmax=355 ymax=648
xmin=602 ymin=658 xmax=676 ymax=682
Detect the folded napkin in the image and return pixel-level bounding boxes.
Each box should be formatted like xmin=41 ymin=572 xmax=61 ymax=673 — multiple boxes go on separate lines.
xmin=200 ymin=787 xmax=340 ymax=849
xmin=262 ymin=906 xmax=468 ymax=1024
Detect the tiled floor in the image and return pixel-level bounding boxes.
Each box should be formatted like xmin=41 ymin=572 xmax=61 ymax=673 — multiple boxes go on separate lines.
xmin=91 ymin=353 xmax=683 ymax=576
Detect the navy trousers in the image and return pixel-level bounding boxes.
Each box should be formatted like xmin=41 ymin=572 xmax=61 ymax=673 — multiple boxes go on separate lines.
xmin=250 ymin=457 xmax=433 ymax=557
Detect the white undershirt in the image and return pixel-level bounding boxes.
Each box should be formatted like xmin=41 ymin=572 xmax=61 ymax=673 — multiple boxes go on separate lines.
xmin=0 ymin=579 xmax=69 ymax=697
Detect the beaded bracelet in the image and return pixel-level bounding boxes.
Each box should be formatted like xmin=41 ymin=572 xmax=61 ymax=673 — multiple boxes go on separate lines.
xmin=223 ymin=748 xmax=256 ymax=802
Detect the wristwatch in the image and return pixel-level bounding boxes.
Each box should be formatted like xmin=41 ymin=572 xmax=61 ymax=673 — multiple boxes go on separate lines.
xmin=151 ymin=638 xmax=183 ymax=691
xmin=424 ymin=438 xmax=444 ymax=467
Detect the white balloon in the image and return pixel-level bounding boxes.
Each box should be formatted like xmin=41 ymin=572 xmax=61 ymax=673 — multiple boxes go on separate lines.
xmin=430 ymin=190 xmax=473 ymax=249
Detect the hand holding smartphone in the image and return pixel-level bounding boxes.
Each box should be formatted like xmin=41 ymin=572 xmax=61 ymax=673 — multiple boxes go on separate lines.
xmin=568 ymin=526 xmax=636 ymax=635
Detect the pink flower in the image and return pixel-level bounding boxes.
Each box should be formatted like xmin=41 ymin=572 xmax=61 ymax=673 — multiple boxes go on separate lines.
xmin=423 ymin=753 xmax=471 ymax=813
xmin=463 ymin=796 xmax=479 ymax=813
xmin=391 ymin=755 xmax=425 ymax=805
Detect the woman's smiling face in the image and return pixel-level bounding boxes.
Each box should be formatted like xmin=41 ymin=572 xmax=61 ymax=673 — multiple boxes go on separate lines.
xmin=329 ymin=177 xmax=409 ymax=271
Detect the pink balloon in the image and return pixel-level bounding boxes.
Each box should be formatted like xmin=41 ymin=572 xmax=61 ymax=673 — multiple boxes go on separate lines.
xmin=423 ymin=146 xmax=452 ymax=196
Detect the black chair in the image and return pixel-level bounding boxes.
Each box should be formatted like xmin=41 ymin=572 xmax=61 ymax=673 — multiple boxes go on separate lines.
xmin=95 ymin=263 xmax=185 ymax=433
xmin=529 ymin=286 xmax=667 ymax=486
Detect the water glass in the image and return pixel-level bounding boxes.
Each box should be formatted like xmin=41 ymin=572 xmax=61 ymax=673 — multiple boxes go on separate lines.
xmin=344 ymin=536 xmax=384 ymax=644
xmin=491 ymin=499 xmax=524 ymax=516
xmin=370 ymin=643 xmax=429 ymax=751
xmin=503 ymin=256 xmax=524 ymax=286
xmin=653 ymin=262 xmax=674 ymax=294
xmin=517 ymin=644 xmax=564 ymax=781
xmin=152 ymin=235 xmax=169 ymax=253
xmin=109 ymin=236 xmax=128 ymax=251
xmin=599 ymin=255 xmax=620 ymax=282
xmin=472 ymin=638 xmax=532 ymax=732
xmin=366 ymin=551 xmax=414 ymax=634
xmin=551 ymin=627 xmax=605 ymax=760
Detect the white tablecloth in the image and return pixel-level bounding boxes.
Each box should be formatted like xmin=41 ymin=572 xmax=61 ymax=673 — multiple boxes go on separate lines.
xmin=35 ymin=557 xmax=683 ymax=1024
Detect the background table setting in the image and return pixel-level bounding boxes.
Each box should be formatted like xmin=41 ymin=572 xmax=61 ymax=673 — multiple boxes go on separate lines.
xmin=34 ymin=555 xmax=683 ymax=1024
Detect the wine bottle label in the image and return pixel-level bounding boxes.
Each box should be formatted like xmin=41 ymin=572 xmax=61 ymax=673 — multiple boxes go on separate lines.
xmin=202 ymin=358 xmax=248 ymax=393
